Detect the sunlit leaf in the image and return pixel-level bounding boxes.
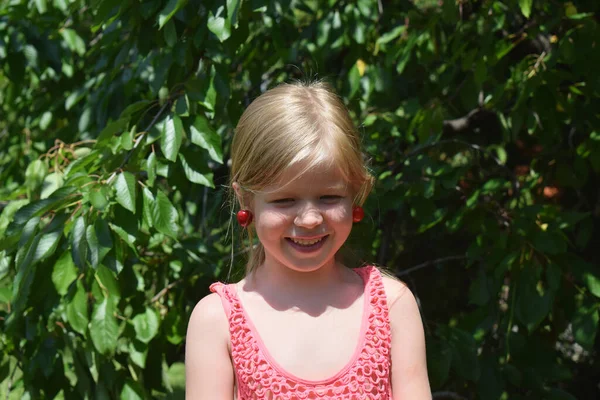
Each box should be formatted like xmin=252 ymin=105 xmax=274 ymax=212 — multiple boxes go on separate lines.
xmin=89 ymin=297 xmax=119 ymax=355
xmin=132 ymin=308 xmax=160 ymax=344
xmin=160 ymin=115 xmax=184 ymax=162
xmin=52 ymin=252 xmax=77 ymax=296
xmin=179 ymin=152 xmax=214 ymax=188
xmin=113 ymin=172 xmax=137 ymax=214
xmin=67 ymin=280 xmax=89 ymax=335
xmin=151 ymin=189 xmax=179 ymax=239
xmin=190 ymin=115 xmax=223 ymax=163
xmin=158 ymin=0 xmax=188 ymax=29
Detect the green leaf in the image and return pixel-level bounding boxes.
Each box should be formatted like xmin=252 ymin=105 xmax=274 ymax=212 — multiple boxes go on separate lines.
xmin=96 ymin=118 xmax=129 ymax=145
xmin=52 ymin=252 xmax=78 ymax=296
xmin=227 ymin=0 xmax=241 ymax=29
xmin=39 ymin=111 xmax=52 ymax=130
xmin=64 ymin=150 xmax=100 ymax=177
xmin=95 ymin=264 xmax=121 ymax=302
xmin=66 ymin=89 xmax=85 ymax=111
xmin=572 ymin=299 xmax=599 ymax=351
xmin=121 ymin=379 xmax=144 ymax=400
xmin=34 ymin=0 xmax=48 ymax=13
xmin=25 ymin=159 xmax=48 ymax=192
xmin=142 ymin=188 xmax=155 ymax=229
xmin=208 ymin=6 xmax=231 ymax=42
xmin=18 ymin=187 xmax=78 ymax=224
xmin=33 ymin=227 xmax=62 ymax=264
xmin=132 ymin=308 xmax=160 ymax=344
xmin=376 ymin=25 xmax=405 ymax=47
xmin=113 ymin=172 xmax=137 ymax=214
xmin=348 ymin=63 xmax=361 ymax=99
xmin=161 ymin=115 xmax=184 ymax=162
xmin=128 ymin=340 xmax=148 ymax=368
xmin=163 ymin=310 xmax=185 ymax=345
xmin=190 ymin=115 xmax=223 ymax=163
xmin=121 ymin=125 xmax=134 ymax=150
xmin=70 ymin=215 xmax=88 ymax=270
xmin=89 ymin=186 xmax=110 ymax=211
xmin=89 ymin=297 xmax=119 ymax=356
xmin=150 ymin=189 xmax=179 ymax=239
xmin=109 ymin=206 xmax=138 ymax=251
xmin=120 ymin=100 xmax=151 ymax=118
xmin=157 ymin=0 xmax=188 ymax=29
xmin=164 ymin=20 xmax=177 ymax=47
xmin=179 ymin=152 xmax=214 ymax=188
xmin=518 ymin=0 xmax=532 ymax=18
xmin=86 ymin=218 xmax=113 ymax=269
xmin=67 ymin=280 xmax=89 ymax=335
xmin=146 ymin=152 xmax=157 ymax=187
xmin=40 ymin=171 xmax=64 ymax=199
xmin=0 ymin=251 xmax=10 ymax=280
xmin=584 ymin=273 xmax=600 ymax=298
xmin=515 ymin=264 xmax=554 ymax=332
xmin=60 ymin=28 xmax=86 ymax=56
xmin=167 ymin=362 xmax=186 ymax=390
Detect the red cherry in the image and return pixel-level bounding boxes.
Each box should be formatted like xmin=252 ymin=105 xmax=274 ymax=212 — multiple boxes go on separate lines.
xmin=352 ymin=206 xmax=364 ymax=223
xmin=237 ymin=210 xmax=253 ymax=227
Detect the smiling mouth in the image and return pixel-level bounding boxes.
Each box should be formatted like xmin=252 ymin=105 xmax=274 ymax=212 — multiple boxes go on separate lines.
xmin=285 ymin=235 xmax=329 ymax=250
xmin=289 ymin=236 xmax=326 ymax=245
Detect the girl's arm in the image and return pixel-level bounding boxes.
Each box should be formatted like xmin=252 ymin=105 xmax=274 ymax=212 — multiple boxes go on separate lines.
xmin=185 ymin=293 xmax=235 ymax=400
xmin=384 ymin=277 xmax=432 ymax=400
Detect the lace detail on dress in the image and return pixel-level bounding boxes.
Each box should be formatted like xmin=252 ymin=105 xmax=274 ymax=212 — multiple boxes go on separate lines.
xmin=210 ymin=266 xmax=392 ymax=400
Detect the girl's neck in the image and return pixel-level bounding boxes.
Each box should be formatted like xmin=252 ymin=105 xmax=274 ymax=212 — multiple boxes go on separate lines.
xmin=249 ymin=256 xmax=347 ymax=298
xmin=241 ymin=255 xmax=364 ymax=317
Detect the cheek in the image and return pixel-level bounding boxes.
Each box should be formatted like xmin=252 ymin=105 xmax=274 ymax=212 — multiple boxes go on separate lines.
xmin=255 ymin=210 xmax=291 ymax=236
xmin=327 ymin=201 xmax=352 ymax=220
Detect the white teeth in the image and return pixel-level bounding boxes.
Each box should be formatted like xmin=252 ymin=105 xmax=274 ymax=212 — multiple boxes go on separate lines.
xmin=290 ymin=237 xmax=323 ymax=246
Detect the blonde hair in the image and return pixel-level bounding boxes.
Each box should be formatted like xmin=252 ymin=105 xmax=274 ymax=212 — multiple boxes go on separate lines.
xmin=230 ymin=80 xmax=374 ymax=275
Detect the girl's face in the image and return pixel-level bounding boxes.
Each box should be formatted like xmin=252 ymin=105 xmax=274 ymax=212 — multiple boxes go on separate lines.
xmin=251 ymin=162 xmax=354 ymax=273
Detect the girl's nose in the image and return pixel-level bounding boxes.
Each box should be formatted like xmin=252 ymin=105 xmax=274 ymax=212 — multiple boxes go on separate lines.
xmin=294 ymin=205 xmax=323 ymax=228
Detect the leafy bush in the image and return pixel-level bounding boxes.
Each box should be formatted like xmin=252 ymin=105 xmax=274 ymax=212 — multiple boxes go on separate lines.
xmin=0 ymin=0 xmax=598 ymax=398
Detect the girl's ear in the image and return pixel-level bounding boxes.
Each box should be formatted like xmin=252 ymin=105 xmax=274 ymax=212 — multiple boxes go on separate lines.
xmin=232 ymin=182 xmax=251 ymax=210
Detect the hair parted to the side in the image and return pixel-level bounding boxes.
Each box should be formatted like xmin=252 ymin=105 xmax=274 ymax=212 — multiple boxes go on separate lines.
xmin=229 ymin=80 xmax=374 ymax=275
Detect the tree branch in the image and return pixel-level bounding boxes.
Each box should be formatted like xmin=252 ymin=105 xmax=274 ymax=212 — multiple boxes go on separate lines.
xmin=397 ymin=255 xmax=467 ymax=277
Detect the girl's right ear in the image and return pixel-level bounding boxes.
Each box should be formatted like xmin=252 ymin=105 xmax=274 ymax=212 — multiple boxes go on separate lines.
xmin=231 ymin=182 xmax=247 ymax=209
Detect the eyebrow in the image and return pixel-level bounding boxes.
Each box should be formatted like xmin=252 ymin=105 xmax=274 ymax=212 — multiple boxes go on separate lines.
xmin=263 ymin=183 xmax=348 ymax=196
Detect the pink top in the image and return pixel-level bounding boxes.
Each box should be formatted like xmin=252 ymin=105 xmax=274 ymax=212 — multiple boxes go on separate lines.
xmin=210 ymin=265 xmax=393 ymax=399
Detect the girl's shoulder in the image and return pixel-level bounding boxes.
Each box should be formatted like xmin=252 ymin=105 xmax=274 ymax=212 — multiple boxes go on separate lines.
xmin=187 ymin=291 xmax=229 ymax=333
xmin=376 ymin=268 xmax=411 ymax=309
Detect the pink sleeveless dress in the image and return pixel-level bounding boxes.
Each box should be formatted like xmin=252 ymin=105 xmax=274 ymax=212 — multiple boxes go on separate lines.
xmin=209 ymin=265 xmax=393 ymax=399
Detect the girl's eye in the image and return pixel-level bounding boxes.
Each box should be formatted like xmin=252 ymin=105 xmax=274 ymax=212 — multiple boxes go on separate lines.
xmin=320 ymin=195 xmax=343 ymax=202
xmin=272 ymin=198 xmax=294 ymax=204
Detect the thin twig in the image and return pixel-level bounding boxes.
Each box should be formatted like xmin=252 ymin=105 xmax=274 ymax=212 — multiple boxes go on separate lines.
xmin=150 ymin=279 xmax=182 ymax=303
xmin=397 ymin=255 xmax=467 ymax=277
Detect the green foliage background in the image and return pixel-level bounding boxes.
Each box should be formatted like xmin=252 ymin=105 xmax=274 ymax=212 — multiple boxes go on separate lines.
xmin=1 ymin=0 xmax=599 ymax=398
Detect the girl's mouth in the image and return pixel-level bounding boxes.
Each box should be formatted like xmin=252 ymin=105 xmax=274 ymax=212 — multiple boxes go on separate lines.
xmin=285 ymin=235 xmax=329 ymax=253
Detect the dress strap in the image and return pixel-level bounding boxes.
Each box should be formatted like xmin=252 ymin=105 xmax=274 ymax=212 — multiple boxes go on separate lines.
xmin=209 ymin=282 xmax=233 ymax=319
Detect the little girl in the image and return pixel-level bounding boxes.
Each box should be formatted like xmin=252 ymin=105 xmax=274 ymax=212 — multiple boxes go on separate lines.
xmin=185 ymin=81 xmax=431 ymax=399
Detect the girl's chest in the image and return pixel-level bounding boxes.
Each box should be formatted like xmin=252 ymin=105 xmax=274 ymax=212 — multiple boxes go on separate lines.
xmin=237 ymin=298 xmax=366 ymax=381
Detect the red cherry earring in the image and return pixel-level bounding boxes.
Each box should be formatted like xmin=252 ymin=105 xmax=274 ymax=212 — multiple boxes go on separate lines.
xmin=352 ymin=206 xmax=364 ymax=223
xmin=237 ymin=209 xmax=253 ymax=227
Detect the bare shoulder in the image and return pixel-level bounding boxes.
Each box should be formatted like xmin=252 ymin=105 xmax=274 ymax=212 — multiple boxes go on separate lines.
xmin=187 ymin=292 xmax=228 ymax=333
xmin=380 ymin=272 xmax=412 ymax=309
xmin=185 ymin=292 xmax=235 ymax=398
